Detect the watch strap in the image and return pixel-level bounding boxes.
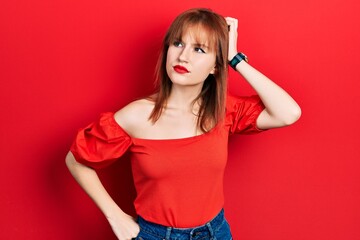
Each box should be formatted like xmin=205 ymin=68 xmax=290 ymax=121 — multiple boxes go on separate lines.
xmin=229 ymin=52 xmax=248 ymax=70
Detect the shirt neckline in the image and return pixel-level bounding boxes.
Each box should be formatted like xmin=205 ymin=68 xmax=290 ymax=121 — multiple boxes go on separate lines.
xmin=131 ymin=123 xmax=220 ymax=142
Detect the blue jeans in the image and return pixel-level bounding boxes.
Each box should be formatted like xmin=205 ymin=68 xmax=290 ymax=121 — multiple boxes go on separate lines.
xmin=134 ymin=209 xmax=233 ymax=240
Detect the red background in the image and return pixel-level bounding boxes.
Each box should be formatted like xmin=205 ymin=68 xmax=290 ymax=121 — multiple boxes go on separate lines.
xmin=1 ymin=0 xmax=359 ymax=239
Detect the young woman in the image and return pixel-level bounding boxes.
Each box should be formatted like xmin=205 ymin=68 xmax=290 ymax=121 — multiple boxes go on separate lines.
xmin=66 ymin=8 xmax=301 ymax=240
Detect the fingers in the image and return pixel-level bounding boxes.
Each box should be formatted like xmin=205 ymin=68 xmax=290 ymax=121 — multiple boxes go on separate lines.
xmin=225 ymin=17 xmax=239 ymax=61
xmin=225 ymin=17 xmax=238 ymax=32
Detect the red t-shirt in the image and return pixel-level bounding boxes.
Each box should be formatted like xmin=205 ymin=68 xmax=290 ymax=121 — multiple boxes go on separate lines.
xmin=70 ymin=94 xmax=265 ymax=228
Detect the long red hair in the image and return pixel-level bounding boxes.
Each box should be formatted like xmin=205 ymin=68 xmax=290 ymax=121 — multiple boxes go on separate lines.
xmin=149 ymin=8 xmax=229 ymax=132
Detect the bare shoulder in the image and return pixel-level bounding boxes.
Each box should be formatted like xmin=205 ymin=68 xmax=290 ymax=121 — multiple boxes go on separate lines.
xmin=114 ymin=98 xmax=154 ymax=136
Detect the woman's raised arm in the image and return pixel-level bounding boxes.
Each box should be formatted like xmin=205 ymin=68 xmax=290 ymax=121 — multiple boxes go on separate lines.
xmin=226 ymin=17 xmax=301 ymax=130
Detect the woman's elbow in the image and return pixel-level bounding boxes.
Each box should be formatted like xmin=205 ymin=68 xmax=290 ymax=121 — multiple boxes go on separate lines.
xmin=283 ymin=105 xmax=302 ymax=126
xmin=65 ymin=151 xmax=77 ymax=169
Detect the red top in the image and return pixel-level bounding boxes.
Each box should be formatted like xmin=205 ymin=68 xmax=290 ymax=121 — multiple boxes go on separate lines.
xmin=70 ymin=94 xmax=265 ymax=228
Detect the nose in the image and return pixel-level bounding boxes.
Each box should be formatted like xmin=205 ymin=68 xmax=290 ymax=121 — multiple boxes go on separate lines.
xmin=178 ymin=46 xmax=190 ymax=62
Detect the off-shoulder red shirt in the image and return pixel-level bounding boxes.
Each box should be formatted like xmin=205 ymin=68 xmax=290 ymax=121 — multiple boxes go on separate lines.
xmin=70 ymin=94 xmax=265 ymax=228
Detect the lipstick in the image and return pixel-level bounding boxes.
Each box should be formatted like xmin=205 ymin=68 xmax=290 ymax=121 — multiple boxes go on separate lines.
xmin=174 ymin=65 xmax=189 ymax=74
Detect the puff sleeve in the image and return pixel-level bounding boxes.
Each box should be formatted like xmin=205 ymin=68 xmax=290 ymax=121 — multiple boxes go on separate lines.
xmin=70 ymin=112 xmax=132 ymax=169
xmin=225 ymin=94 xmax=266 ymax=134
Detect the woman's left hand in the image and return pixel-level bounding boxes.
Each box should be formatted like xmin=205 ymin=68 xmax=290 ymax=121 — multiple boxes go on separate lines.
xmin=225 ymin=17 xmax=238 ymax=61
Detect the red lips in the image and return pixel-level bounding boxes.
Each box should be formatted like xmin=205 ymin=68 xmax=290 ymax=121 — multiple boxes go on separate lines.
xmin=174 ymin=65 xmax=189 ymax=74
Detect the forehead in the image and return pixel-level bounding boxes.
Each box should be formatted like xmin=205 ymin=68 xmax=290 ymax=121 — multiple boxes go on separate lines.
xmin=175 ymin=24 xmax=216 ymax=50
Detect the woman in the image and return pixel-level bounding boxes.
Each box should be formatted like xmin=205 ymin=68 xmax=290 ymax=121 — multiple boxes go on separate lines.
xmin=66 ymin=8 xmax=301 ymax=240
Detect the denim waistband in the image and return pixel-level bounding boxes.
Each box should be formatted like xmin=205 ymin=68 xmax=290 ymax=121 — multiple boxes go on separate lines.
xmin=137 ymin=209 xmax=225 ymax=239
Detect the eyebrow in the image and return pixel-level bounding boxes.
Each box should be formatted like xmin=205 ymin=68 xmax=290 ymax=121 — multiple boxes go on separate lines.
xmin=193 ymin=43 xmax=209 ymax=50
xmin=175 ymin=38 xmax=210 ymax=50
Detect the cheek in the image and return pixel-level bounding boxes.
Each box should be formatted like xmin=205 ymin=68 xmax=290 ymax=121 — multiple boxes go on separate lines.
xmin=166 ymin=47 xmax=177 ymax=61
xmin=199 ymin=59 xmax=216 ymax=74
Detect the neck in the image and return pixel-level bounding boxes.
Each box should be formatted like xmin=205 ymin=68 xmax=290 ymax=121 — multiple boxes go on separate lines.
xmin=166 ymin=84 xmax=203 ymax=112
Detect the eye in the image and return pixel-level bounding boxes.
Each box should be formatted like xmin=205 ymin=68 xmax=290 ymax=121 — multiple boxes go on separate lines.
xmin=194 ymin=47 xmax=206 ymax=53
xmin=173 ymin=41 xmax=183 ymax=47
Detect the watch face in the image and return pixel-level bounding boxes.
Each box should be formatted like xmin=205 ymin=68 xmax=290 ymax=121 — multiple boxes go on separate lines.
xmin=239 ymin=52 xmax=248 ymax=63
xmin=229 ymin=53 xmax=249 ymax=69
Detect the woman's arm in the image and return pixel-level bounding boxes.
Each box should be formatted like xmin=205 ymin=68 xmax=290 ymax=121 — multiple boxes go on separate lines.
xmin=65 ymin=152 xmax=139 ymax=240
xmin=226 ymin=17 xmax=301 ymax=129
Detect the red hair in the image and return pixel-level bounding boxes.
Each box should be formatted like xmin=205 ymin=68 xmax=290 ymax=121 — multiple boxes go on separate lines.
xmin=149 ymin=8 xmax=229 ymax=132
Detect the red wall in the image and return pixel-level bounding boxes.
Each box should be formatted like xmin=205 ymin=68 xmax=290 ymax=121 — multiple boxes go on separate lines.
xmin=1 ymin=0 xmax=359 ymax=239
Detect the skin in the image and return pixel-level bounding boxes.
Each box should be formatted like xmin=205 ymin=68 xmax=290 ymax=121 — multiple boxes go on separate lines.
xmin=115 ymin=27 xmax=219 ymax=140
xmin=166 ymin=27 xmax=216 ymax=89
xmin=66 ymin=16 xmax=301 ymax=240
xmin=225 ymin=17 xmax=301 ymax=128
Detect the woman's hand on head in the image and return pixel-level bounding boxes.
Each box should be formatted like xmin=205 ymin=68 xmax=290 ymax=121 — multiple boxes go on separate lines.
xmin=225 ymin=17 xmax=238 ymax=61
xmin=106 ymin=209 xmax=140 ymax=240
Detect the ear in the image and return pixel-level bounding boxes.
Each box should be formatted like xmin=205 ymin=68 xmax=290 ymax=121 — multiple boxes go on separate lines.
xmin=210 ymin=65 xmax=216 ymax=74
